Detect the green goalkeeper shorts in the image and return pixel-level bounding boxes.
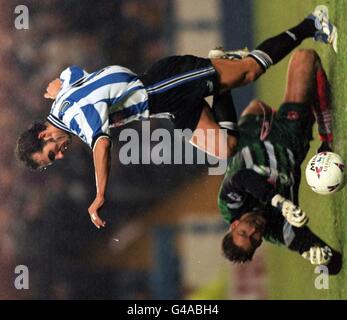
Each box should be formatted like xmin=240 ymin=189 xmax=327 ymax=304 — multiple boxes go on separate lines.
xmin=238 ymin=102 xmax=315 ymax=165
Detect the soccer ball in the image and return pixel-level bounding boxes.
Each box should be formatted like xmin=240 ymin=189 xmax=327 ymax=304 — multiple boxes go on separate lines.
xmin=305 ymin=152 xmax=345 ymax=195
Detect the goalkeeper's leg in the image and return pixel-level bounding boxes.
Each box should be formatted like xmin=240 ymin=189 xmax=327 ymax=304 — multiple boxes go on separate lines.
xmin=314 ymin=64 xmax=333 ymax=152
xmin=282 ymin=49 xmax=333 ymax=152
xmin=283 ymin=49 xmax=318 ymax=105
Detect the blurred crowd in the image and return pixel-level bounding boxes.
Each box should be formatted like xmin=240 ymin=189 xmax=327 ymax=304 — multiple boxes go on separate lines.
xmin=0 ymin=0 xmax=204 ymax=299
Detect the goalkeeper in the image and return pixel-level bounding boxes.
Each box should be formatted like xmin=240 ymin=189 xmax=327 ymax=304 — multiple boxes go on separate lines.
xmin=218 ymin=48 xmax=342 ymax=274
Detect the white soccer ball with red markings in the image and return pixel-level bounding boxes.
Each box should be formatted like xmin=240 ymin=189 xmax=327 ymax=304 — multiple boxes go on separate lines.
xmin=305 ymin=152 xmax=345 ymax=195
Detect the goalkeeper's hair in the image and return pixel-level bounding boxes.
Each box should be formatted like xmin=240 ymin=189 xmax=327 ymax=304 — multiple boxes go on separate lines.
xmin=15 ymin=120 xmax=48 ymax=170
xmin=221 ymin=231 xmax=256 ymax=263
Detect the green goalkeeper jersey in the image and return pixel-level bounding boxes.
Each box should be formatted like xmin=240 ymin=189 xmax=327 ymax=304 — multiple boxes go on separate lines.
xmin=218 ymin=112 xmax=306 ymax=247
xmin=218 ymin=103 xmax=336 ymax=256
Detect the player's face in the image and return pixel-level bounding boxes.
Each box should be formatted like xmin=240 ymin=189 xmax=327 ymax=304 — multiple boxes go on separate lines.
xmin=231 ymin=212 xmax=266 ymax=252
xmin=32 ymin=136 xmax=71 ymax=171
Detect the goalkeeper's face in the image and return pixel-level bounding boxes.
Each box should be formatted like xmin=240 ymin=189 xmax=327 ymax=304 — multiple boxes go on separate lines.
xmin=230 ymin=212 xmax=266 ymax=252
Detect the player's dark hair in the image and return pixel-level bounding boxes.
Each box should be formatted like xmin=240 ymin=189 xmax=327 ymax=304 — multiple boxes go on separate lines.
xmin=15 ymin=120 xmax=48 ymax=170
xmin=221 ymin=231 xmax=256 ymax=263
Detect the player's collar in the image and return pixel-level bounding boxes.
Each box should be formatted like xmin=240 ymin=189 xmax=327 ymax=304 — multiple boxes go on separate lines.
xmin=47 ymin=114 xmax=73 ymax=135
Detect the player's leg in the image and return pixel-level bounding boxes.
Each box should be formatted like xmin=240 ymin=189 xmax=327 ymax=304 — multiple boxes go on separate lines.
xmin=283 ymin=48 xmax=333 ymax=146
xmin=238 ymin=99 xmax=276 ymax=142
xmin=211 ymin=92 xmax=239 ymax=137
xmin=283 ymin=49 xmax=318 ymax=105
xmin=280 ymin=49 xmax=317 ymax=150
xmin=281 ymin=49 xmax=333 ymax=155
xmin=141 ymin=55 xmax=239 ymax=159
xmin=314 ymin=61 xmax=333 ymax=151
xmin=240 ymin=99 xmax=273 ymax=117
xmin=211 ymin=5 xmax=337 ymax=92
xmin=190 ymin=101 xmax=237 ymax=159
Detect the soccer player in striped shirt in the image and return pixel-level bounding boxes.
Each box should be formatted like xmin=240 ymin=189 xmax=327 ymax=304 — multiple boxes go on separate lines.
xmin=16 ymin=5 xmax=337 ymax=229
xmin=218 ymin=48 xmax=341 ymax=274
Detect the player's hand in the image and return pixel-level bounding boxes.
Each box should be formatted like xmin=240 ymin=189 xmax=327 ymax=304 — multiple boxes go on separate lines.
xmin=301 ymin=246 xmax=333 ymax=265
xmin=271 ymin=194 xmax=308 ymax=227
xmin=88 ymin=195 xmax=106 ymax=229
xmin=44 ymin=78 xmax=62 ymax=100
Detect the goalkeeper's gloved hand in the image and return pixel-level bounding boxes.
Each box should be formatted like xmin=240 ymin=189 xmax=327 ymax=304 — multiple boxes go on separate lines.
xmin=271 ymin=194 xmax=308 ymax=227
xmin=301 ymin=246 xmax=333 ymax=265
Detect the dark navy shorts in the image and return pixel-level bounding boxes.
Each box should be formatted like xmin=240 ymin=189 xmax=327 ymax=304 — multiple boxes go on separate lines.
xmin=140 ymin=55 xmax=220 ymax=131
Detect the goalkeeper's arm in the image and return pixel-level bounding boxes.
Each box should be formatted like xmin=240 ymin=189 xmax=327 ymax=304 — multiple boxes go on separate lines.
xmin=287 ymin=226 xmax=338 ymax=267
xmin=229 ymin=169 xmax=308 ymax=227
xmin=227 ymin=169 xmax=277 ymax=203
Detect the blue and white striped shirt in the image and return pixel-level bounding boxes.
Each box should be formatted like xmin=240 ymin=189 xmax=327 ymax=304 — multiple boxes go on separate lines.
xmin=47 ymin=65 xmax=149 ymax=149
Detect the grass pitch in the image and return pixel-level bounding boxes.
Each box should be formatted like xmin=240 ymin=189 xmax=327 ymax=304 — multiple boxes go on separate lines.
xmin=254 ymin=0 xmax=347 ymax=299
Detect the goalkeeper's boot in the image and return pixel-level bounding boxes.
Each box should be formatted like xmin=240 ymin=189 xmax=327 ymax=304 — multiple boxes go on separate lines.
xmin=317 ymin=140 xmax=332 ymax=153
xmin=307 ymin=5 xmax=338 ymax=52
xmin=208 ymin=46 xmax=249 ymax=60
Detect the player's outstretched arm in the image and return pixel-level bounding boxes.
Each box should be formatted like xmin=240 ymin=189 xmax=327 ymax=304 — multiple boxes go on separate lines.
xmin=88 ymin=137 xmax=112 ymax=229
xmin=286 ymin=225 xmax=342 ymax=275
